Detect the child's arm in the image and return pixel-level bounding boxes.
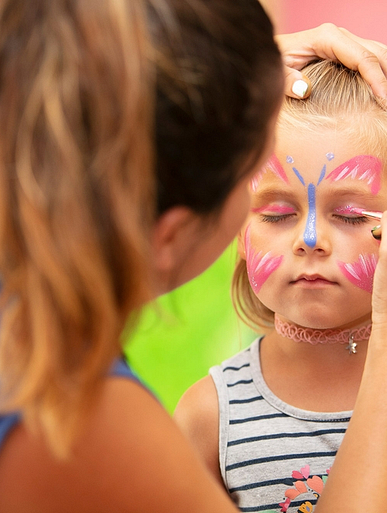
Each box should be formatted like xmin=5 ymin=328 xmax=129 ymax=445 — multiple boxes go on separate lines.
xmin=315 ymin=212 xmax=387 ymax=512
xmin=277 ymin=24 xmax=387 ymax=99
xmin=0 ymin=378 xmax=238 ymax=513
xmin=174 ymin=375 xmax=224 ymax=489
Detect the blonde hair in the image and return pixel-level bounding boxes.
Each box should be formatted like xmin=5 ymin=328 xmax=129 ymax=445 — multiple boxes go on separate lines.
xmin=232 ymin=60 xmax=387 ymax=332
xmin=0 ymin=0 xmax=155 ymax=456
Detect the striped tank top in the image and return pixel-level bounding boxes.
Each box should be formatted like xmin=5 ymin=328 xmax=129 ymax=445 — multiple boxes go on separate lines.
xmin=210 ymin=338 xmax=350 ymax=513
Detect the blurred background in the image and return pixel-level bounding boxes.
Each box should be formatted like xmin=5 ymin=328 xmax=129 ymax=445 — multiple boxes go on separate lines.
xmin=123 ymin=0 xmax=387 ymax=413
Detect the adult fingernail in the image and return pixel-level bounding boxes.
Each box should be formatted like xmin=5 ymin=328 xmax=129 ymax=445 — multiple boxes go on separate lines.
xmin=291 ymin=79 xmax=310 ymax=98
xmin=372 ymin=225 xmax=382 ymax=240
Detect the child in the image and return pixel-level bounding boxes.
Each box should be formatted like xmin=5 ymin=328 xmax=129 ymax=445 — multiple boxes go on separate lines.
xmin=174 ymin=60 xmax=387 ymax=513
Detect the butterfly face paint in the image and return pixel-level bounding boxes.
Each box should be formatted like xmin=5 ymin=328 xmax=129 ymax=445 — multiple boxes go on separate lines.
xmin=304 ymin=184 xmax=317 ymax=248
xmin=251 ymin=154 xmax=289 ymax=192
xmin=252 ymin=205 xmax=295 ymax=215
xmin=337 ymin=254 xmax=378 ymax=293
xmin=247 ymin=125 xmax=384 ymax=330
xmin=280 ymin=153 xmax=383 ymax=248
xmin=290 ymin=157 xmax=328 ymax=248
xmin=326 ymin=155 xmax=382 ymax=195
xmin=245 ymin=224 xmax=283 ymax=294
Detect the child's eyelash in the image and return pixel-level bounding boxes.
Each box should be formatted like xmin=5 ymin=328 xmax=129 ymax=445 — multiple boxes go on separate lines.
xmin=260 ymin=214 xmax=294 ymax=224
xmin=333 ymin=215 xmax=369 ymax=225
xmin=260 ymin=214 xmax=370 ymax=225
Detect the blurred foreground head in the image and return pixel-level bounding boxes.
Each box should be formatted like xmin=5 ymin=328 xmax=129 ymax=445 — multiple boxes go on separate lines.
xmin=0 ymin=0 xmax=283 ymax=455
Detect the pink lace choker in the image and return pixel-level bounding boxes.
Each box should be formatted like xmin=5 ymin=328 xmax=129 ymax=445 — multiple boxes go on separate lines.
xmin=274 ymin=315 xmax=372 ymax=349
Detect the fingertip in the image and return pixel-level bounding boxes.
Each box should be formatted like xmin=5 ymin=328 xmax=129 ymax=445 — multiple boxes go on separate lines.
xmin=372 ymin=225 xmax=382 ymax=241
xmin=284 ymin=69 xmax=312 ymax=99
xmin=291 ymin=75 xmax=312 ymax=99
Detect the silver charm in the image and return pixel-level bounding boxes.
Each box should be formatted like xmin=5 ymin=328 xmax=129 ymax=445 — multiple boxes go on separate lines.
xmin=346 ymin=334 xmax=357 ymax=354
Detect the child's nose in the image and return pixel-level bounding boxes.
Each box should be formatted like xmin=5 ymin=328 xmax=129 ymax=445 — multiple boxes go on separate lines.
xmin=302 ymin=184 xmax=317 ymax=248
xmin=292 ymin=184 xmax=332 ymax=255
xmin=292 ymin=213 xmax=332 ymax=256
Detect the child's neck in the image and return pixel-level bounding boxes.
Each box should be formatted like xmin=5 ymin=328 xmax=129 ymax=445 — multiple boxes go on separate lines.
xmin=259 ymin=316 xmax=371 ymax=412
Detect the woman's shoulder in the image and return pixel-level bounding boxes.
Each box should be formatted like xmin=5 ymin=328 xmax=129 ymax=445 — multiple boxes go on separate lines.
xmin=0 ymin=373 xmax=236 ymax=512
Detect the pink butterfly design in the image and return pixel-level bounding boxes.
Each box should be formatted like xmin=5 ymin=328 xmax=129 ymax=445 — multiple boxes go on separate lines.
xmin=325 ymin=155 xmax=381 ymax=194
xmin=254 ymin=153 xmax=382 ymax=196
xmin=245 ymin=224 xmax=283 ymax=293
xmin=338 ymin=253 xmax=378 ymax=293
xmin=251 ymin=154 xmax=289 ymax=190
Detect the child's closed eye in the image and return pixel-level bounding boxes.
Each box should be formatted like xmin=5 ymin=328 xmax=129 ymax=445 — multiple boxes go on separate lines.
xmin=260 ymin=213 xmax=296 ymax=223
xmin=251 ymin=204 xmax=296 ymax=224
xmin=332 ymin=214 xmax=369 ymax=225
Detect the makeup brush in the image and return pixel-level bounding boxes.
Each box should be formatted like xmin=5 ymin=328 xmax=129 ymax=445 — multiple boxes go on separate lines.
xmin=358 ymin=210 xmax=383 ymax=220
xmin=346 ymin=208 xmax=383 ymax=240
xmin=347 ymin=208 xmax=383 ymax=220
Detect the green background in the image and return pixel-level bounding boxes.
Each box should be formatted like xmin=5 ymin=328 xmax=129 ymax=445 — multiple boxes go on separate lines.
xmin=123 ymin=241 xmax=259 ymax=412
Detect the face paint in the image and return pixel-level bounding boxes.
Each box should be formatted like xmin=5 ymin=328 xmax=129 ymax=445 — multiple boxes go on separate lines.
xmin=304 ymin=184 xmax=317 ymax=247
xmin=252 ymin=205 xmax=295 ymax=214
xmin=286 ymin=153 xmax=380 ymax=249
xmin=245 ymin=225 xmax=283 ymax=293
xmin=251 ymin=154 xmax=289 ymax=191
xmin=292 ymin=166 xmax=305 ymax=186
xmin=334 ymin=206 xmax=361 ymax=215
xmin=317 ymin=164 xmax=326 ymax=185
xmin=266 ymin=155 xmax=289 ymax=184
xmin=291 ymin=164 xmax=324 ymax=248
xmin=326 ymin=155 xmax=382 ymax=195
xmin=337 ymin=253 xmax=378 ymax=293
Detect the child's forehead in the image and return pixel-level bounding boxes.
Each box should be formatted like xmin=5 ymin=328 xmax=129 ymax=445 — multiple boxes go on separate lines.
xmin=251 ymin=147 xmax=385 ymax=202
xmin=275 ymin=124 xmax=379 ymax=165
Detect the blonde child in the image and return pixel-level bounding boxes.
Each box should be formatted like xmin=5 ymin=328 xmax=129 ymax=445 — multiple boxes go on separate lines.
xmin=175 ymin=60 xmax=387 ymax=513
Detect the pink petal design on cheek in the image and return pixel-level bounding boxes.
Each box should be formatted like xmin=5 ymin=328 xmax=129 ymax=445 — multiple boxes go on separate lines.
xmin=337 ymin=253 xmax=378 ymax=293
xmin=325 ymin=155 xmax=382 ymax=194
xmin=245 ymin=225 xmax=283 ymax=293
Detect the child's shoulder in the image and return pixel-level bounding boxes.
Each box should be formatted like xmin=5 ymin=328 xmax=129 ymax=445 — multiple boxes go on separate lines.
xmin=211 ymin=336 xmax=261 ymax=374
xmin=174 ymin=374 xmax=223 ymax=484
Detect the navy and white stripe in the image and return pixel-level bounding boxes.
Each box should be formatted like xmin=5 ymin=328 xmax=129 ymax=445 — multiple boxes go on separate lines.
xmin=210 ymin=338 xmax=350 ymax=512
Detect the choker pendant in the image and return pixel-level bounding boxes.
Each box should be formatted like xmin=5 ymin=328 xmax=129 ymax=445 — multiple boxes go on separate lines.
xmin=346 ymin=334 xmax=357 ymax=355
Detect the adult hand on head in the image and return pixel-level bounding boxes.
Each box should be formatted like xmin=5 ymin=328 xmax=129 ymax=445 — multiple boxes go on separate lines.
xmin=276 ymin=23 xmax=387 ymax=99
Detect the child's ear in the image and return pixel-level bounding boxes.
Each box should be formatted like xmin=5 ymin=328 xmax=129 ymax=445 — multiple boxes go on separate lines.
xmin=237 ymin=228 xmax=246 ymax=261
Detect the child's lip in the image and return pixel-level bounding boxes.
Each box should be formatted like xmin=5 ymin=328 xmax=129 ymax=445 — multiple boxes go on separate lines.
xmin=292 ymin=274 xmax=336 ymax=284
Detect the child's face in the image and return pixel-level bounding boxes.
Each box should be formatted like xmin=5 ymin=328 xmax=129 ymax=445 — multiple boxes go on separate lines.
xmin=239 ymin=126 xmax=387 ymax=330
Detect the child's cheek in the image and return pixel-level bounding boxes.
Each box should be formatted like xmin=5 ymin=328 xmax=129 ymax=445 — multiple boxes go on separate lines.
xmin=244 ymin=224 xmax=284 ymax=294
xmin=246 ymin=249 xmax=284 ymax=294
xmin=337 ymin=253 xmax=378 ymax=293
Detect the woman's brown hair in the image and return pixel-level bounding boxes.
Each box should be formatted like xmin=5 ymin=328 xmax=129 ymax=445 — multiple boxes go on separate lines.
xmin=0 ymin=0 xmax=284 ymax=457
